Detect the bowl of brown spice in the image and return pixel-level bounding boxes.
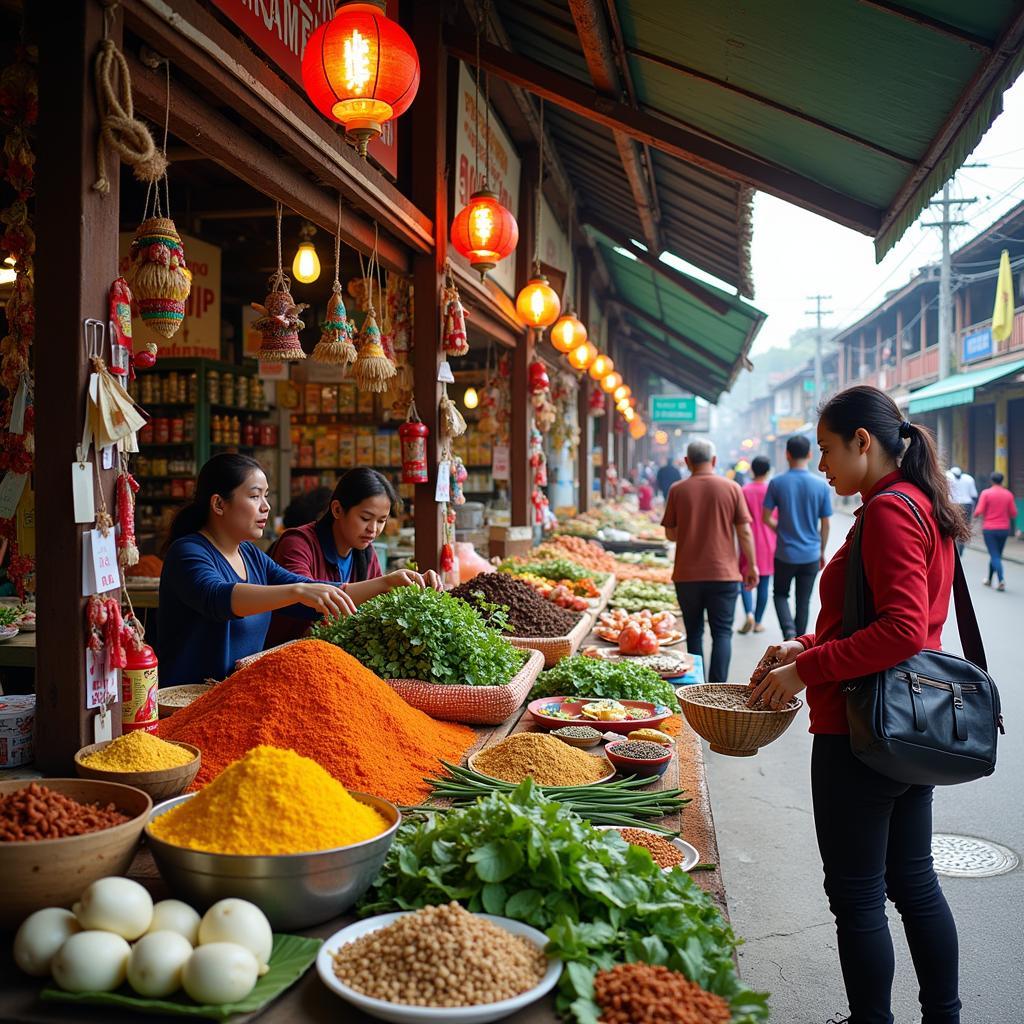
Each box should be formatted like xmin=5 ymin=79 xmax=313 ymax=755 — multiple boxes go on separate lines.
xmin=677 ymin=683 xmax=802 ymax=756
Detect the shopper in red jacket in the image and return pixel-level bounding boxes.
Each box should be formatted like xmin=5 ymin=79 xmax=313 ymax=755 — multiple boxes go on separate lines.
xmin=749 ymin=386 xmax=970 ymax=1024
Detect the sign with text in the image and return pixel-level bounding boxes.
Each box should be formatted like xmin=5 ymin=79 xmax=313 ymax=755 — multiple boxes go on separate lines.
xmin=649 ymin=395 xmax=696 ymax=423
xmin=119 ymin=233 xmax=222 ymax=360
xmin=454 ymin=62 xmax=521 ymax=298
xmin=775 ymin=416 xmax=806 ymax=434
xmin=962 ymin=326 xmax=993 ymax=364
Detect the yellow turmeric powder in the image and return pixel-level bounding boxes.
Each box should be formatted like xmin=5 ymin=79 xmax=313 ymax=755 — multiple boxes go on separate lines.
xmin=148 ymin=746 xmax=389 ymax=855
xmin=81 ymin=731 xmax=195 ymax=772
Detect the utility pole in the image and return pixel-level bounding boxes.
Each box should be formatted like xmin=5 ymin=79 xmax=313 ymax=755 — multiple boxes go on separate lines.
xmin=924 ymin=183 xmax=975 ymax=460
xmin=806 ymin=294 xmax=833 ymax=407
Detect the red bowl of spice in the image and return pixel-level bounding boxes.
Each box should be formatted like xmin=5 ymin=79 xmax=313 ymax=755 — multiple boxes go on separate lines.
xmin=605 ymin=739 xmax=673 ymax=778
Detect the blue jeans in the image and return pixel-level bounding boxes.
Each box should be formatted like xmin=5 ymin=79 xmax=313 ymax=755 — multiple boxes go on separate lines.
xmin=675 ymin=581 xmax=740 ymax=683
xmin=983 ymin=529 xmax=1009 ymax=583
xmin=740 ymin=574 xmax=772 ymax=623
xmin=812 ymin=736 xmax=960 ymax=1023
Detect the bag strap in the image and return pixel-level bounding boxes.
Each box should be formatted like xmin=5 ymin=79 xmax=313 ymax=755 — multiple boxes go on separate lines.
xmin=842 ymin=489 xmax=987 ymax=671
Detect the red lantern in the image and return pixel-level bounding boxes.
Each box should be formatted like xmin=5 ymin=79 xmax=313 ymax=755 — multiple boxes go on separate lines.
xmin=398 ymin=419 xmax=429 ymax=484
xmin=450 ymin=189 xmax=519 ymax=279
xmin=302 ymin=3 xmax=420 ymax=157
xmin=529 ymin=359 xmax=550 ymax=394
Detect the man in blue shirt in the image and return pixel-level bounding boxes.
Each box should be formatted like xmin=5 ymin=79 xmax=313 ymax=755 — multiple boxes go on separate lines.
xmin=762 ymin=435 xmax=832 ymax=639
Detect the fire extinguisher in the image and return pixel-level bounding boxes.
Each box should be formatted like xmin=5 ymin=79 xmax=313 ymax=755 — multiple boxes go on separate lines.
xmin=122 ymin=642 xmax=159 ymax=734
xmin=399 ymin=417 xmax=430 ymax=484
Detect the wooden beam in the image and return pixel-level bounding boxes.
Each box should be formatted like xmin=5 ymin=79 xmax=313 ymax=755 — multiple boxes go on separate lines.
xmin=609 ymin=297 xmax=733 ymax=374
xmin=445 ymin=28 xmax=883 ymax=236
xmin=857 ymin=1 xmax=995 ymax=50
xmin=621 ymin=335 xmax=720 ymax=401
xmin=129 ymin=57 xmax=410 ymax=274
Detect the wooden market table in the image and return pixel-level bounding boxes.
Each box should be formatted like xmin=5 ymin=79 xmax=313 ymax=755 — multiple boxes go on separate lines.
xmin=0 ymin=631 xmax=35 ymax=669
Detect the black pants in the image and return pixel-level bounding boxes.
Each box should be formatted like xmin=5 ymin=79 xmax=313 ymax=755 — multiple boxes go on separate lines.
xmin=773 ymin=558 xmax=819 ymax=638
xmin=811 ymin=735 xmax=961 ymax=1024
xmin=674 ymin=581 xmax=739 ymax=682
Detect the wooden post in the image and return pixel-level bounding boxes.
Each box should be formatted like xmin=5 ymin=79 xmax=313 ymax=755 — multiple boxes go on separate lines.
xmin=409 ymin=3 xmax=446 ymax=571
xmin=33 ymin=1 xmax=121 ymax=769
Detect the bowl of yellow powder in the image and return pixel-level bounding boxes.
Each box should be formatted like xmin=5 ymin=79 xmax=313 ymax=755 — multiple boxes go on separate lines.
xmin=144 ymin=746 xmax=401 ymax=929
xmin=75 ymin=733 xmax=201 ymax=802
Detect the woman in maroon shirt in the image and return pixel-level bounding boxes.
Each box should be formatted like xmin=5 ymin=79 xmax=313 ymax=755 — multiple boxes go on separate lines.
xmin=749 ymin=386 xmax=970 ymax=1024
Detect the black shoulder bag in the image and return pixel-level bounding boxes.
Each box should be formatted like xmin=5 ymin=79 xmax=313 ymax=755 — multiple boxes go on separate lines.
xmin=842 ymin=489 xmax=1004 ymax=786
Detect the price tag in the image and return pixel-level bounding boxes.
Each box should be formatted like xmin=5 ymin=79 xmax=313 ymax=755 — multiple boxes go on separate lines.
xmin=0 ymin=471 xmax=27 ymax=519
xmin=434 ymin=461 xmax=451 ymax=502
xmin=82 ymin=528 xmax=121 ymax=596
xmin=9 ymin=376 xmax=27 ymax=434
xmin=86 ymin=649 xmax=119 ymax=709
xmin=492 ymin=444 xmax=510 ymax=481
xmin=437 ymin=361 xmax=455 ymax=384
xmin=93 ymin=705 xmax=113 ymax=743
xmin=72 ymin=462 xmax=96 ymax=523
xmin=101 ymin=444 xmax=115 ymax=470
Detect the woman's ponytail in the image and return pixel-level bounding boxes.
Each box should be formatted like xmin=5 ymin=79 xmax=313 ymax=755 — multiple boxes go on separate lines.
xmin=899 ymin=422 xmax=970 ymax=542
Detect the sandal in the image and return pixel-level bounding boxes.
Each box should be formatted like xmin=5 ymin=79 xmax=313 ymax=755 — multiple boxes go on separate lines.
xmin=998 ymin=581 xmax=1006 ymax=591
xmin=753 ymin=623 xmax=766 ymax=633
xmin=737 ymin=617 xmax=754 ymax=635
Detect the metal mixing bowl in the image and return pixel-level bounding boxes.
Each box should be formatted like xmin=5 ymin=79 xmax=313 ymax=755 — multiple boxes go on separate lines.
xmin=145 ymin=791 xmax=400 ymax=929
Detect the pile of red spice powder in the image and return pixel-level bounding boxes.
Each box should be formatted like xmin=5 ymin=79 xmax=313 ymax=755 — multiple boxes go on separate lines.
xmin=160 ymin=640 xmax=476 ymax=806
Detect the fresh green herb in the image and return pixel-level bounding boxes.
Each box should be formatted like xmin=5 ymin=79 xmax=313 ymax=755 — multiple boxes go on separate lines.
xmin=360 ymin=781 xmax=768 ymax=1024
xmin=0 ymin=606 xmax=21 ymax=629
xmin=532 ymin=655 xmax=681 ymax=712
xmin=499 ymin=558 xmax=609 ymax=584
xmin=611 ymin=579 xmax=679 ymax=612
xmin=311 ymin=587 xmax=526 ymax=687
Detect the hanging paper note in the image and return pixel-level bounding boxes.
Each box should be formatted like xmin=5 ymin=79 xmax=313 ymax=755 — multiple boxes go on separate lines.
xmin=492 ymin=444 xmax=510 ymax=481
xmin=434 ymin=460 xmax=451 ymax=502
xmin=0 ymin=472 xmax=28 ymax=519
xmin=93 ymin=705 xmax=113 ymax=743
xmin=86 ymin=649 xmax=118 ymax=709
xmin=82 ymin=528 xmax=121 ymax=596
xmin=72 ymin=463 xmax=96 ymax=523
xmin=101 ymin=445 xmax=115 ymax=470
xmin=437 ymin=361 xmax=455 ymax=384
xmin=9 ymin=376 xmax=28 ymax=434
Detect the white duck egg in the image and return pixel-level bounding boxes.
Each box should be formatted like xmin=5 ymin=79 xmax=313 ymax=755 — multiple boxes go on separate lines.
xmin=127 ymin=930 xmax=193 ymax=998
xmin=14 ymin=908 xmax=81 ymax=977
xmin=73 ymin=877 xmax=153 ymax=940
xmin=148 ymin=900 xmax=201 ymax=945
xmin=51 ymin=931 xmax=131 ymax=993
xmin=198 ymin=899 xmax=272 ymax=974
xmin=182 ymin=943 xmax=259 ymax=1004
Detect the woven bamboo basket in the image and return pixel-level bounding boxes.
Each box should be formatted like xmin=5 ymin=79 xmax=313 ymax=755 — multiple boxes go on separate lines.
xmin=508 ymin=612 xmax=592 ymax=667
xmin=588 ymin=574 xmax=617 ymax=614
xmin=677 ymin=683 xmax=802 ymax=756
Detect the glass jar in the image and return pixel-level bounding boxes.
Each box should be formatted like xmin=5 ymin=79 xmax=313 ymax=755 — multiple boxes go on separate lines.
xmin=221 ymin=374 xmax=235 ymax=409
xmin=207 ymin=370 xmax=221 ymax=406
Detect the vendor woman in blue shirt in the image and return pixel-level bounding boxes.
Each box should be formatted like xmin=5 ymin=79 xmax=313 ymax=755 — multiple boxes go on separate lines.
xmin=158 ymin=453 xmax=356 ymax=686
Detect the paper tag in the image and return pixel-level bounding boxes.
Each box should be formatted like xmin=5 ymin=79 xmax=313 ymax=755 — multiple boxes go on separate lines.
xmin=437 ymin=361 xmax=455 ymax=384
xmin=434 ymin=461 xmax=451 ymax=502
xmin=82 ymin=528 xmax=121 ymax=596
xmin=72 ymin=462 xmax=96 ymax=523
xmin=101 ymin=444 xmax=115 ymax=470
xmin=93 ymin=705 xmax=113 ymax=743
xmin=0 ymin=471 xmax=28 ymax=519
xmin=492 ymin=444 xmax=510 ymax=481
xmin=9 ymin=377 xmax=27 ymax=434
xmin=86 ymin=649 xmax=119 ymax=710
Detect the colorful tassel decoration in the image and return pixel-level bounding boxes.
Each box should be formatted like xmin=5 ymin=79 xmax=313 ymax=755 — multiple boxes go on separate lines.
xmin=252 ymin=275 xmax=308 ymax=361
xmin=441 ymin=264 xmax=468 ymax=356
xmin=115 ymin=469 xmax=140 ymax=568
xmin=352 ymin=305 xmax=396 ymax=392
xmin=125 ymin=216 xmax=192 ymax=339
xmin=312 ymin=283 xmax=357 ymax=365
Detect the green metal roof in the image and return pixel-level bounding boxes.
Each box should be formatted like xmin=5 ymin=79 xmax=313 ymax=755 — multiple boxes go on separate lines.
xmin=907 ymin=358 xmax=1024 ymax=413
xmin=594 ymin=235 xmax=766 ymax=402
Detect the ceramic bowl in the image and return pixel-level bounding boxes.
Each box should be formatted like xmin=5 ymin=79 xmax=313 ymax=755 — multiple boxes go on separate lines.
xmin=74 ymin=740 xmax=201 ymax=802
xmin=605 ymin=739 xmax=673 ymax=778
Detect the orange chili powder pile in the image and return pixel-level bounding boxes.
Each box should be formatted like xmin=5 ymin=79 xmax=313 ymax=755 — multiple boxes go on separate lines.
xmin=160 ymin=640 xmax=475 ymax=806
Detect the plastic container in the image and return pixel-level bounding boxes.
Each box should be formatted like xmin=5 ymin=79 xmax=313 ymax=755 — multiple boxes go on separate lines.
xmin=0 ymin=693 xmax=35 ymax=767
xmin=122 ymin=643 xmax=159 ymax=734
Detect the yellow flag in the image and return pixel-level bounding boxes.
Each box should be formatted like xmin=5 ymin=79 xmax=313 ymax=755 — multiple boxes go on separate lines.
xmin=992 ymin=248 xmax=1015 ymax=343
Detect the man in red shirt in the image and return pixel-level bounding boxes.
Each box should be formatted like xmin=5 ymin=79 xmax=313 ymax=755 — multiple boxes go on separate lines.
xmin=661 ymin=439 xmax=758 ymax=682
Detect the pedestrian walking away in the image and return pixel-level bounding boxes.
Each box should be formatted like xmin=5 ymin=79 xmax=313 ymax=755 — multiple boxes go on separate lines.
xmin=749 ymin=386 xmax=972 ymax=1024
xmin=738 ymin=455 xmax=776 ymax=635
xmin=661 ymin=438 xmax=758 ymax=682
xmin=946 ymin=466 xmax=977 ymax=557
xmin=763 ymin=435 xmax=832 ymax=639
xmin=655 ymin=455 xmax=681 ymax=498
xmin=974 ymin=471 xmax=1018 ymax=591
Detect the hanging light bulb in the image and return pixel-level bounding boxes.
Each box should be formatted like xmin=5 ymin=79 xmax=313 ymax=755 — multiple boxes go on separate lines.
xmin=589 ymin=354 xmax=613 ymax=381
xmin=601 ymin=371 xmax=622 ymax=394
xmin=613 ymin=384 xmax=631 ymax=403
xmin=291 ymin=222 xmax=322 ymax=284
xmin=463 ymin=386 xmax=479 ymax=410
xmin=515 ymin=273 xmax=560 ymax=332
xmin=567 ymin=340 xmax=598 ymax=371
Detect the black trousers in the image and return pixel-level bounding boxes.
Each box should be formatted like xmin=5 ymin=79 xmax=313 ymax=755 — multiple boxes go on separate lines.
xmin=811 ymin=735 xmax=961 ymax=1024
xmin=773 ymin=557 xmax=819 ymax=638
xmin=674 ymin=581 xmax=739 ymax=682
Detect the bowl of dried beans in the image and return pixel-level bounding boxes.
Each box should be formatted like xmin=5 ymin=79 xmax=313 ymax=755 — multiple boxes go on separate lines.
xmin=677 ymin=683 xmax=802 ymax=757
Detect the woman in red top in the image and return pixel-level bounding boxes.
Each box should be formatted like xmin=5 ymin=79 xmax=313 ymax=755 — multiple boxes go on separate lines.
xmin=973 ymin=471 xmax=1018 ymax=591
xmin=749 ymin=386 xmax=969 ymax=1024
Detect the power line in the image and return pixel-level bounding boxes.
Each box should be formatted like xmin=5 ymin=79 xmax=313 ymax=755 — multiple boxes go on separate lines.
xmin=806 ymin=294 xmax=833 ymax=406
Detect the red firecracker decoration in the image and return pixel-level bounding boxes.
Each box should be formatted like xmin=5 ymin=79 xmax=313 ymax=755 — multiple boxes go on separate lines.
xmin=441 ymin=263 xmax=468 ymax=356
xmin=399 ymin=410 xmax=429 ymax=484
xmin=589 ymin=383 xmax=606 ymax=416
xmin=528 ymin=359 xmax=550 ymax=395
xmin=115 ymin=469 xmax=140 ymax=568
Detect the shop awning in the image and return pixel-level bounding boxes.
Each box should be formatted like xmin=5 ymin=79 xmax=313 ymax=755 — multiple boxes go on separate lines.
xmin=907 ymin=358 xmax=1024 ymax=413
xmin=593 ymin=234 xmax=766 ymax=403
xmin=455 ymin=2 xmax=1024 ymax=261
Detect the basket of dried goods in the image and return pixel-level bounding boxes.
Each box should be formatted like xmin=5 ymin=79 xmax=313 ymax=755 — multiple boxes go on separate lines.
xmin=677 ymin=683 xmax=801 ymax=756
xmin=158 ymin=683 xmax=215 ymax=719
xmin=312 ymin=588 xmax=543 ymax=725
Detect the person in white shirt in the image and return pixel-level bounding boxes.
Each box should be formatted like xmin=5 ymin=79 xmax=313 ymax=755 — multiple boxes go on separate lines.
xmin=947 ymin=467 xmax=978 ymax=555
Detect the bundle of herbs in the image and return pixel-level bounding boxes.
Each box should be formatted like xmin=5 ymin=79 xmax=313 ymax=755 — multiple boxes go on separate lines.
xmin=531 ymin=655 xmax=681 ymax=712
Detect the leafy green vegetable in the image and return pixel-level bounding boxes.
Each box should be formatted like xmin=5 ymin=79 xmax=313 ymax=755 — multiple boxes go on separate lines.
xmin=359 ymin=782 xmax=768 ymax=1024
xmin=611 ymin=579 xmax=679 ymax=612
xmin=0 ymin=605 xmax=24 ymax=628
xmin=311 ymin=587 xmax=526 ymax=687
xmin=499 ymin=558 xmax=609 ymax=584
xmin=532 ymin=655 xmax=680 ymax=711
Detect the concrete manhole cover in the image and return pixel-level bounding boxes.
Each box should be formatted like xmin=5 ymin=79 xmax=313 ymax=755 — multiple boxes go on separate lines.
xmin=931 ymin=834 xmax=1019 ymax=878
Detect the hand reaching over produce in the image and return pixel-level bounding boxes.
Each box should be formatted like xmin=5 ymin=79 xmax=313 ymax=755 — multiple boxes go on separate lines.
xmin=292 ymin=582 xmax=356 ymax=618
xmin=749 ymin=641 xmax=803 ymax=688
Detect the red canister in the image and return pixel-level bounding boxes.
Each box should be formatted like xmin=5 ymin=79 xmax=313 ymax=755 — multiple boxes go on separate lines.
xmin=122 ymin=643 xmax=159 ymax=734
xmin=154 ymin=418 xmax=170 ymax=444
xmin=398 ymin=420 xmax=430 ymax=484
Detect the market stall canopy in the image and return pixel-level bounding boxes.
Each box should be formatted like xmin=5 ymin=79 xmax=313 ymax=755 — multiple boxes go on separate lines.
xmin=595 ymin=235 xmax=766 ymax=403
xmin=907 ymin=357 xmax=1024 ymax=413
xmin=454 ymin=1 xmax=1024 ymax=267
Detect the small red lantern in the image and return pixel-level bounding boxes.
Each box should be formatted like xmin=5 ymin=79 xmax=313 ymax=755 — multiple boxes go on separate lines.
xmin=302 ymin=3 xmax=420 ymax=157
xmin=529 ymin=359 xmax=550 ymax=394
xmin=450 ymin=189 xmax=519 ymax=279
xmin=398 ymin=419 xmax=429 ymax=484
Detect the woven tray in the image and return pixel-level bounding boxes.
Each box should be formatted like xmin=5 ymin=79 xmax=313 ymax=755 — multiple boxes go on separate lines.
xmin=587 ymin=574 xmax=617 ymax=615
xmin=508 ymin=611 xmax=592 ymax=668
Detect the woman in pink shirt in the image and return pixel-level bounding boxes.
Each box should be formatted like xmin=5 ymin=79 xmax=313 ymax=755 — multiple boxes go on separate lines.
xmin=975 ymin=471 xmax=1018 ymax=591
xmin=738 ymin=456 xmax=777 ymax=633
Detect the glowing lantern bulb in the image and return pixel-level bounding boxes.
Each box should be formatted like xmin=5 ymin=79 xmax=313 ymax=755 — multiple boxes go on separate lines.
xmin=589 ymin=354 xmax=613 ymax=381
xmin=515 ymin=275 xmax=560 ymax=331
xmin=463 ymin=386 xmax=479 ymax=410
xmin=613 ymin=384 xmax=631 ymax=403
xmin=450 ymin=189 xmax=519 ymax=279
xmin=601 ymin=372 xmax=622 ymax=394
xmin=292 ymin=223 xmax=321 ymax=284
xmin=567 ymin=340 xmax=598 ymax=371
xmin=550 ymin=313 xmax=587 ymax=353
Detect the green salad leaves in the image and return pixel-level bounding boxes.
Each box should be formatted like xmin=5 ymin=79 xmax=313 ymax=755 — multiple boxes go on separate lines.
xmin=310 ymin=586 xmax=526 ymax=687
xmin=359 ymin=782 xmax=769 ymax=1024
xmin=531 ymin=655 xmax=681 ymax=712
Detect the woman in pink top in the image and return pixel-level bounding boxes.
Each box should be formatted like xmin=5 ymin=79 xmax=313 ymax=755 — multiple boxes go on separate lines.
xmin=738 ymin=456 xmax=778 ymax=633
xmin=975 ymin=471 xmax=1018 ymax=590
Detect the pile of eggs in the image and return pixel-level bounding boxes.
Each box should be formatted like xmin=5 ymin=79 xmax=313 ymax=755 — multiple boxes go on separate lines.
xmin=14 ymin=877 xmax=273 ymax=1004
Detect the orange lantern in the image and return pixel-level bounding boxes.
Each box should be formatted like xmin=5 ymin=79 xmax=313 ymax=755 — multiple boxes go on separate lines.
xmin=630 ymin=418 xmax=647 ymax=439
xmin=567 ymin=340 xmax=598 ymax=372
xmin=302 ymin=3 xmax=420 ymax=157
xmin=613 ymin=384 xmax=631 ymax=403
xmin=601 ymin=371 xmax=622 ymax=394
xmin=515 ymin=274 xmax=560 ymax=332
xmin=654 ymin=430 xmax=669 ymax=445
xmin=616 ymin=396 xmax=632 ymax=412
xmin=623 ymin=406 xmax=636 ymax=423
xmin=550 ymin=313 xmax=587 ymax=353
xmin=589 ymin=354 xmax=613 ymax=381
xmin=450 ymin=189 xmax=519 ymax=279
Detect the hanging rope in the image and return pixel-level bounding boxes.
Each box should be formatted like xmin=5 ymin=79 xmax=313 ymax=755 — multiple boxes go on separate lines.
xmin=534 ymin=97 xmax=545 ymax=270
xmin=269 ymin=202 xmax=288 ymax=291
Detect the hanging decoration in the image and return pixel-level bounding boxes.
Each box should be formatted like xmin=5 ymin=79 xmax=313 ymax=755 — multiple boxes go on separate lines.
xmin=601 ymin=371 xmax=622 ymax=395
xmin=613 ymin=384 xmax=631 ymax=403
xmin=382 ymin=273 xmax=414 ymax=418
xmin=115 ymin=462 xmax=140 ymax=569
xmin=0 ymin=44 xmax=36 ymax=599
xmin=109 ymin=276 xmax=154 ymax=374
xmin=312 ymin=198 xmax=358 ymax=366
xmin=440 ymin=388 xmax=468 ymax=438
xmin=567 ymin=340 xmax=598 ymax=372
xmin=399 ymin=403 xmax=429 ymax=484
xmin=441 ymin=260 xmax=469 ymax=356
xmin=252 ymin=205 xmax=307 ymax=361
xmin=528 ymin=359 xmax=550 ymax=395
xmin=440 ymin=504 xmax=457 ymax=577
xmin=549 ymin=372 xmax=581 ymax=458
xmin=589 ymin=382 xmax=607 ymax=416
xmin=301 ymin=1 xmax=420 ymax=157
xmin=450 ymin=457 xmax=468 ymax=506
xmin=80 ymin=319 xmax=147 ymax=454
xmin=292 ymin=221 xmax=321 ymax=284
xmin=352 ymin=229 xmax=397 ymax=391
xmin=529 ymin=425 xmax=547 ymax=487
xmin=589 ymin=354 xmax=613 ymax=381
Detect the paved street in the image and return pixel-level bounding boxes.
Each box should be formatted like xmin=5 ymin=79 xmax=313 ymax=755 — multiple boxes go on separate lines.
xmin=704 ymin=512 xmax=1021 ymax=1024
